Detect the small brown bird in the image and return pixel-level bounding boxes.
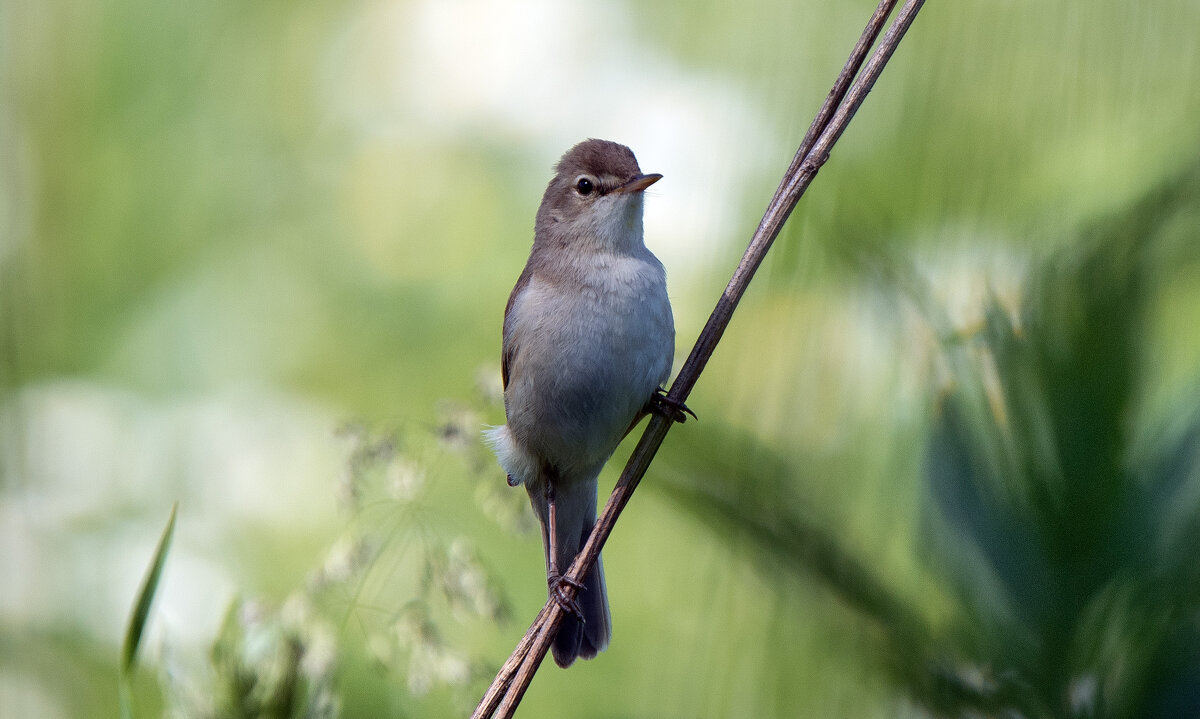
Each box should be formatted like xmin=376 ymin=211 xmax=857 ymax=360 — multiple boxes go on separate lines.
xmin=485 ymin=139 xmax=675 ymax=667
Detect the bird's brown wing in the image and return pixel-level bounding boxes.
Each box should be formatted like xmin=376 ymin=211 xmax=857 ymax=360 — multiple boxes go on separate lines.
xmin=500 ymin=266 xmax=534 ymax=391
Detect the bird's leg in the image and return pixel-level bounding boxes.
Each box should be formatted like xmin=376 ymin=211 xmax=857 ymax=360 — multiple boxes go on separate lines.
xmin=544 ymin=478 xmax=584 ymax=621
xmin=648 ymin=387 xmax=697 ymax=423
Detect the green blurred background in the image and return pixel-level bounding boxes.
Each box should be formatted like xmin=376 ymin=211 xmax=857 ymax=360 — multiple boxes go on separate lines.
xmin=3 ymin=0 xmax=1199 ymax=717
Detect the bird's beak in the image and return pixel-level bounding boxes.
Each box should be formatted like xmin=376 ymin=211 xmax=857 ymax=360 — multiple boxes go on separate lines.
xmin=615 ymin=173 xmax=663 ymax=194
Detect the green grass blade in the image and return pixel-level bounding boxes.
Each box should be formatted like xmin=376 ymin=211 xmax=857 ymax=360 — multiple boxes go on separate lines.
xmin=121 ymin=502 xmax=178 ymax=673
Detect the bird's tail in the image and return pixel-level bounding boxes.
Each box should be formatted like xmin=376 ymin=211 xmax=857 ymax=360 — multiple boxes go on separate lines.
xmin=529 ymin=474 xmax=611 ymax=668
xmin=552 ymin=523 xmax=609 ymax=668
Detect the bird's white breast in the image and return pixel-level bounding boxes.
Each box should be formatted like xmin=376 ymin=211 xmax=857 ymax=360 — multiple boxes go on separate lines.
xmin=504 ymin=249 xmax=674 ymax=474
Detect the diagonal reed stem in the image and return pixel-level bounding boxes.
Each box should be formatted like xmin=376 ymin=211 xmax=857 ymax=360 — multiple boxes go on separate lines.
xmin=472 ymin=1 xmax=926 ymax=716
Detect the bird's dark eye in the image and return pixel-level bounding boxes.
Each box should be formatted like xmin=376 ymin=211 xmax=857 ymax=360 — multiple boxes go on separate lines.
xmin=575 ymin=177 xmax=594 ymax=196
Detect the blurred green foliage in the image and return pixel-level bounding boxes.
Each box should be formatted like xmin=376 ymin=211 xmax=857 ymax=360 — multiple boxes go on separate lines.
xmin=3 ymin=0 xmax=1199 ymax=717
xmin=918 ymin=163 xmax=1200 ymax=718
xmin=662 ymin=162 xmax=1200 ymax=718
xmin=662 ymin=163 xmax=1200 ymax=719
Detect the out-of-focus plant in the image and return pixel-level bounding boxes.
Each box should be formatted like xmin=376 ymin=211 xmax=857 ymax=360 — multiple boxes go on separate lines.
xmin=122 ymin=503 xmax=177 ymax=719
xmin=656 ymin=158 xmax=1200 ymax=718
xmin=192 ymin=597 xmax=339 ymax=719
xmin=918 ymin=160 xmax=1200 ymax=718
xmin=145 ymin=403 xmax=522 ymax=719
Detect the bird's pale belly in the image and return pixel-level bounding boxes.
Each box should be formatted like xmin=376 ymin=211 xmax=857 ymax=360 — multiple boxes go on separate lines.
xmin=508 ymin=287 xmax=671 ymax=473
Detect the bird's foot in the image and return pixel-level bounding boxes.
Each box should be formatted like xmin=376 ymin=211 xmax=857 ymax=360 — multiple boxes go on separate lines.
xmin=648 ymin=387 xmax=696 ymax=423
xmin=547 ymin=573 xmax=586 ymax=622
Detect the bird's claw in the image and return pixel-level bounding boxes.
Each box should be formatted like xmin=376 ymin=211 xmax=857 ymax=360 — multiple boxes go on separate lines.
xmin=648 ymin=388 xmax=697 ymax=423
xmin=548 ymin=573 xmax=586 ymax=622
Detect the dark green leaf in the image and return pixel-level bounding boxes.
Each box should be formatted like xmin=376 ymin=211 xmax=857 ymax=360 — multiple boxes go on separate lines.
xmin=121 ymin=502 xmax=178 ymax=673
